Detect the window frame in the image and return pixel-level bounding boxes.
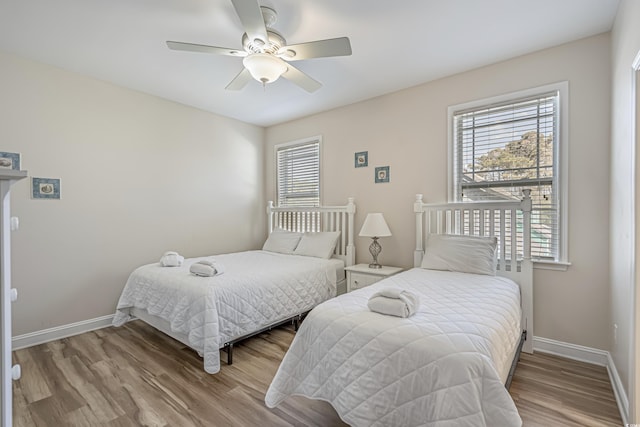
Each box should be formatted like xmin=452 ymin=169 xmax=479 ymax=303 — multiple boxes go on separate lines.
xmin=447 ymin=82 xmax=570 ymax=270
xmin=274 ymin=136 xmax=322 ymax=208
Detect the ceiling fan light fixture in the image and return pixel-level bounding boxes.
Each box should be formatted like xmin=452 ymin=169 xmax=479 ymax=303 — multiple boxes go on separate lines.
xmin=167 ymin=2 xmax=351 ymax=92
xmin=243 ymin=53 xmax=287 ymax=85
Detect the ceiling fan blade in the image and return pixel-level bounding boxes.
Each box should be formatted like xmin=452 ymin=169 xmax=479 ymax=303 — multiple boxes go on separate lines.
xmin=278 ymin=37 xmax=352 ymax=61
xmin=231 ymin=0 xmax=269 ymax=44
xmin=225 ymin=68 xmax=252 ymax=91
xmin=282 ymin=62 xmax=322 ymax=93
xmin=167 ymin=41 xmax=247 ymax=57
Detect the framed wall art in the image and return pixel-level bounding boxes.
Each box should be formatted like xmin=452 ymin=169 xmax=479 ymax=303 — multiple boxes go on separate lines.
xmin=354 ymin=151 xmax=368 ymax=168
xmin=32 ymin=177 xmax=61 ymax=199
xmin=0 ymin=152 xmax=21 ymax=170
xmin=375 ymin=166 xmax=389 ymax=183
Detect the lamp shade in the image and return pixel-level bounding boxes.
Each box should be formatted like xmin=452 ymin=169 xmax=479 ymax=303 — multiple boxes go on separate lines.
xmin=359 ymin=213 xmax=392 ymax=237
xmin=243 ymin=53 xmax=287 ymax=84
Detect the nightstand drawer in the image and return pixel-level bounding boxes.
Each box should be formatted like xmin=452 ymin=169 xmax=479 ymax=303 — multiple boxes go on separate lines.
xmin=345 ymin=264 xmax=404 ymax=293
xmin=349 ymin=272 xmax=381 ymax=291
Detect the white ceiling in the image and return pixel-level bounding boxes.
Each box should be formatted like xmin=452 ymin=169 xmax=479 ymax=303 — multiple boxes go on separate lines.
xmin=0 ymin=0 xmax=620 ymax=127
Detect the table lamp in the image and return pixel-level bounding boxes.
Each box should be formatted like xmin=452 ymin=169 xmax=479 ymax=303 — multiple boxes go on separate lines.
xmin=359 ymin=213 xmax=392 ymax=269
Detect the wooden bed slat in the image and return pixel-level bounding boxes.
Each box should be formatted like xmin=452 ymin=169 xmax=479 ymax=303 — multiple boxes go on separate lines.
xmin=500 ymin=210 xmax=506 ymax=266
xmin=510 ymin=209 xmax=517 ymax=270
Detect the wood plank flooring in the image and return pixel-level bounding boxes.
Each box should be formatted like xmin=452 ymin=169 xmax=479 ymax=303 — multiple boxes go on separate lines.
xmin=12 ymin=320 xmax=623 ymax=426
xmin=510 ymin=352 xmax=622 ymax=426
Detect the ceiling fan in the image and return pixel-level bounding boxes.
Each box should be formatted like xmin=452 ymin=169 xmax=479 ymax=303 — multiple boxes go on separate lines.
xmin=167 ymin=0 xmax=352 ymax=93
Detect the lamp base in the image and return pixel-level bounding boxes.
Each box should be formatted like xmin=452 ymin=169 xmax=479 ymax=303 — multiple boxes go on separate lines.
xmin=368 ymin=237 xmax=383 ymax=269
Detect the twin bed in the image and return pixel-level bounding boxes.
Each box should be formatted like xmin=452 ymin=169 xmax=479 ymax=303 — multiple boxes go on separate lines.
xmin=113 ymin=192 xmax=533 ymax=426
xmin=265 ymin=192 xmax=533 ymax=426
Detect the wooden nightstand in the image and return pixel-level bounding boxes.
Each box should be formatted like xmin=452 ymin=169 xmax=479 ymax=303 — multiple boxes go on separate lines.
xmin=345 ymin=264 xmax=403 ymax=292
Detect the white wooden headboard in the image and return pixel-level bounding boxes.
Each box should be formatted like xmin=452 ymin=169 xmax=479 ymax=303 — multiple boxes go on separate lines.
xmin=267 ymin=198 xmax=356 ymax=267
xmin=413 ymin=190 xmax=534 ymax=353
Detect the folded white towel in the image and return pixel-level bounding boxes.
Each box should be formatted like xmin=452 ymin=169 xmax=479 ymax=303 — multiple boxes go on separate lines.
xmin=190 ymin=259 xmax=225 ymax=277
xmin=367 ymin=287 xmax=419 ymax=318
xmin=376 ymin=287 xmax=404 ymax=299
xmin=160 ymin=251 xmax=184 ymax=267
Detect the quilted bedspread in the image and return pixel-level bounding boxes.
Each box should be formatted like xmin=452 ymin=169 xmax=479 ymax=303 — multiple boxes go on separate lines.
xmin=265 ymin=268 xmax=522 ymax=426
xmin=112 ymin=250 xmax=338 ymax=374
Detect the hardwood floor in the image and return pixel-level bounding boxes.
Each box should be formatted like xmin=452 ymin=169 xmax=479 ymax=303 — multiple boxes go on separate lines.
xmin=510 ymin=352 xmax=622 ymax=426
xmin=12 ymin=320 xmax=623 ymax=426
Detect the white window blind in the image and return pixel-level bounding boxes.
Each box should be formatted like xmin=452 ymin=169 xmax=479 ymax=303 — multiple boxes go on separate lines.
xmin=452 ymin=91 xmax=560 ymax=261
xmin=276 ymin=139 xmax=320 ymax=207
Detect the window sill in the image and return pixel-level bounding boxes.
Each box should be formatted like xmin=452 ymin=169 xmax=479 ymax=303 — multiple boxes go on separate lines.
xmin=533 ymin=260 xmax=571 ymax=271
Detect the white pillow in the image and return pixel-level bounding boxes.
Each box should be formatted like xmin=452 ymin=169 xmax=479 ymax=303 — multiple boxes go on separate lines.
xmin=293 ymin=231 xmax=341 ymax=259
xmin=262 ymin=228 xmax=303 ymax=254
xmin=420 ymin=234 xmax=498 ymax=276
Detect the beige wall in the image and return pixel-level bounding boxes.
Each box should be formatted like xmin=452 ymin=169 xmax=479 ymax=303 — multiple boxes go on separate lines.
xmin=266 ymin=34 xmax=611 ymax=350
xmin=611 ymin=0 xmax=640 ymax=417
xmin=0 ymin=51 xmax=265 ymax=336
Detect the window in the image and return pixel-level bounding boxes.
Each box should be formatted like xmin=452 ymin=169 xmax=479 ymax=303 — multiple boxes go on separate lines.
xmin=276 ymin=137 xmax=321 ymax=207
xmin=449 ymin=83 xmax=568 ymax=264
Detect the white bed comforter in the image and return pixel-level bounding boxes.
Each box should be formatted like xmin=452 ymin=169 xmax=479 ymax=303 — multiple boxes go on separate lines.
xmin=265 ymin=268 xmax=522 ymax=427
xmin=112 ymin=250 xmax=338 ymax=374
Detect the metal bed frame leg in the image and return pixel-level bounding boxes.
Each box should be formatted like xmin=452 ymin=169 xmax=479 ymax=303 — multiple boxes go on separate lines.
xmin=294 ymin=312 xmax=307 ymax=331
xmin=293 ymin=314 xmax=302 ymax=331
xmin=224 ymin=343 xmax=233 ymax=365
xmin=220 ymin=310 xmax=310 ymax=367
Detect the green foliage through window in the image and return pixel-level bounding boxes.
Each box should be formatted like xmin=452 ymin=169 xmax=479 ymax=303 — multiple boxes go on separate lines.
xmin=453 ymin=93 xmax=559 ymax=260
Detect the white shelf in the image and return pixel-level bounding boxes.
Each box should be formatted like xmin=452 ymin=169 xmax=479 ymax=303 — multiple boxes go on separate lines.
xmin=0 ymin=170 xmax=27 ymax=181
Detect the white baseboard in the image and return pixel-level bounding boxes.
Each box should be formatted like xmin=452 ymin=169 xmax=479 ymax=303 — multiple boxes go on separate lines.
xmin=533 ymin=336 xmax=609 ymax=366
xmin=533 ymin=335 xmax=628 ymax=424
xmin=607 ymin=352 xmax=630 ymax=425
xmin=12 ymin=314 xmax=114 ymax=350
